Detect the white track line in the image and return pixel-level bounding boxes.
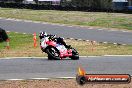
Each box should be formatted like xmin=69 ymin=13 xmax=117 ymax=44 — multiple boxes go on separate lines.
xmin=56 ymin=77 xmax=76 ymax=79
xmin=77 ymin=39 xmax=82 ymax=41
xmin=98 ymin=29 xmax=104 ymax=30
xmin=4 ymin=77 xmax=76 ymax=81
xmin=7 ymin=79 xmax=25 ymax=81
xmin=1 ymin=55 xmax=132 ymax=60
xmin=31 ymin=78 xmax=50 ymax=80
xmin=86 ymin=40 xmax=90 ymax=42
xmin=122 ymin=31 xmax=129 ymax=32
xmin=113 ymin=43 xmax=117 ymax=45
xmin=104 ymin=55 xmax=132 ymax=57
xmin=103 ymin=42 xmax=108 ymax=44
xmin=3 ymin=76 xmax=132 ymax=81
xmin=0 ymin=57 xmax=47 ymax=59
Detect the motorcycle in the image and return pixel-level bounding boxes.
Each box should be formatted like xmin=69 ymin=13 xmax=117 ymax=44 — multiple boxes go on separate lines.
xmin=40 ymin=36 xmax=79 ymax=60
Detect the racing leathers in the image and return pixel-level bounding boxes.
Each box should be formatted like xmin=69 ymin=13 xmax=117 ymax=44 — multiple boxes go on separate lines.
xmin=40 ymin=34 xmax=70 ymax=50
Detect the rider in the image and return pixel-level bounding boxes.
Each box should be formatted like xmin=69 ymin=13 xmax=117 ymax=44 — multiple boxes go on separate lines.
xmin=39 ymin=31 xmax=71 ymax=49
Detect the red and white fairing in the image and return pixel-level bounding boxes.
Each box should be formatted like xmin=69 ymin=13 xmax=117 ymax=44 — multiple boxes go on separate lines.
xmin=40 ymin=36 xmax=72 ymax=58
xmin=56 ymin=44 xmax=72 ymax=58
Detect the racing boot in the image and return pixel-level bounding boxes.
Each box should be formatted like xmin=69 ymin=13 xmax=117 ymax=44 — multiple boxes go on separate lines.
xmin=65 ymin=45 xmax=71 ymax=49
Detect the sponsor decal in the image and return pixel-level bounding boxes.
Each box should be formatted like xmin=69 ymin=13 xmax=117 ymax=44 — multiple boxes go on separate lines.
xmin=76 ymin=67 xmax=131 ymax=85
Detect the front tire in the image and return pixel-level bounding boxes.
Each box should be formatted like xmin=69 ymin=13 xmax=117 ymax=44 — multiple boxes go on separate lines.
xmin=70 ymin=48 xmax=79 ymax=60
xmin=48 ymin=55 xmax=53 ymax=60
xmin=46 ymin=47 xmax=60 ymax=60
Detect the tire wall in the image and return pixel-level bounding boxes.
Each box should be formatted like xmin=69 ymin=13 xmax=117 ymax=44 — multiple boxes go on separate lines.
xmin=0 ymin=28 xmax=8 ymax=42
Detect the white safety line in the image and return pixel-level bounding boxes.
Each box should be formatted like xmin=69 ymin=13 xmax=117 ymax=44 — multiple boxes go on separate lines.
xmin=7 ymin=79 xmax=25 ymax=81
xmin=4 ymin=77 xmax=76 ymax=81
xmin=122 ymin=31 xmax=129 ymax=32
xmin=0 ymin=57 xmax=47 ymax=59
xmin=23 ymin=33 xmax=26 ymax=34
xmin=98 ymin=29 xmax=104 ymax=30
xmin=3 ymin=75 xmax=132 ymax=81
xmin=113 ymin=43 xmax=117 ymax=45
xmin=109 ymin=30 xmax=117 ymax=31
xmin=103 ymin=42 xmax=108 ymax=44
xmin=31 ymin=78 xmax=50 ymax=80
xmin=1 ymin=55 xmax=132 ymax=60
xmin=56 ymin=77 xmax=76 ymax=79
xmin=85 ymin=40 xmax=90 ymax=42
xmin=104 ymin=55 xmax=132 ymax=57
xmin=77 ymin=39 xmax=82 ymax=41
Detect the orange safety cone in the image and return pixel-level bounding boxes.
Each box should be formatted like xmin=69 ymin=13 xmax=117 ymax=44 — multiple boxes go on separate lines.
xmin=33 ymin=32 xmax=37 ymax=48
xmin=6 ymin=38 xmax=10 ymax=49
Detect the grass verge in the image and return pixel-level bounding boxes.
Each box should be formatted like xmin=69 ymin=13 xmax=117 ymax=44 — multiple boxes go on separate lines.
xmin=0 ymin=8 xmax=132 ymax=30
xmin=0 ymin=32 xmax=132 ymax=57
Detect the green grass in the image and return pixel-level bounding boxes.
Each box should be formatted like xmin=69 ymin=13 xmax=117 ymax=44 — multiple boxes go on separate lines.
xmin=0 ymin=32 xmax=45 ymax=57
xmin=0 ymin=32 xmax=132 ymax=57
xmin=8 ymin=32 xmax=33 ymax=49
xmin=0 ymin=8 xmax=132 ymax=30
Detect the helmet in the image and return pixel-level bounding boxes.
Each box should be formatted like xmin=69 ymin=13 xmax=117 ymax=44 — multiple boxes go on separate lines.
xmin=39 ymin=31 xmax=47 ymax=39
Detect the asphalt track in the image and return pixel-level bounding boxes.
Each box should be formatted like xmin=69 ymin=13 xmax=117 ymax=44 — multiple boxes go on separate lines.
xmin=0 ymin=18 xmax=132 ymax=80
xmin=0 ymin=18 xmax=132 ymax=44
xmin=0 ymin=56 xmax=132 ymax=80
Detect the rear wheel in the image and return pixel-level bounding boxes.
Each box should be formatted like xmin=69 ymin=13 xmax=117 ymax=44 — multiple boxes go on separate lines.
xmin=70 ymin=48 xmax=79 ymax=60
xmin=46 ymin=47 xmax=60 ymax=60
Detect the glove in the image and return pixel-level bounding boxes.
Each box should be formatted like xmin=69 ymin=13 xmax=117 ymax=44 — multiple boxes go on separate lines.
xmin=48 ymin=35 xmax=56 ymax=41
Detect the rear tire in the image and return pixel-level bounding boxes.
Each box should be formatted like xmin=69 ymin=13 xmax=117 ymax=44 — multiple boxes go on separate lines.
xmin=70 ymin=48 xmax=79 ymax=60
xmin=46 ymin=47 xmax=60 ymax=60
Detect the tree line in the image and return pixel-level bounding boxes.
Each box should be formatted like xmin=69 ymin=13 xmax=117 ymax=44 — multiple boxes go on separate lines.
xmin=61 ymin=0 xmax=112 ymax=10
xmin=0 ymin=0 xmax=113 ymax=11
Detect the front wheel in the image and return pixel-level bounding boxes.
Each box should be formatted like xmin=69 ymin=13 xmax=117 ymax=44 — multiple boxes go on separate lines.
xmin=48 ymin=55 xmax=53 ymax=60
xmin=70 ymin=48 xmax=79 ymax=60
xmin=46 ymin=47 xmax=60 ymax=60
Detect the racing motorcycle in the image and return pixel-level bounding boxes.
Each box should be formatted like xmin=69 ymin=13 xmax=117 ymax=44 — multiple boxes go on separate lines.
xmin=40 ymin=36 xmax=79 ymax=60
